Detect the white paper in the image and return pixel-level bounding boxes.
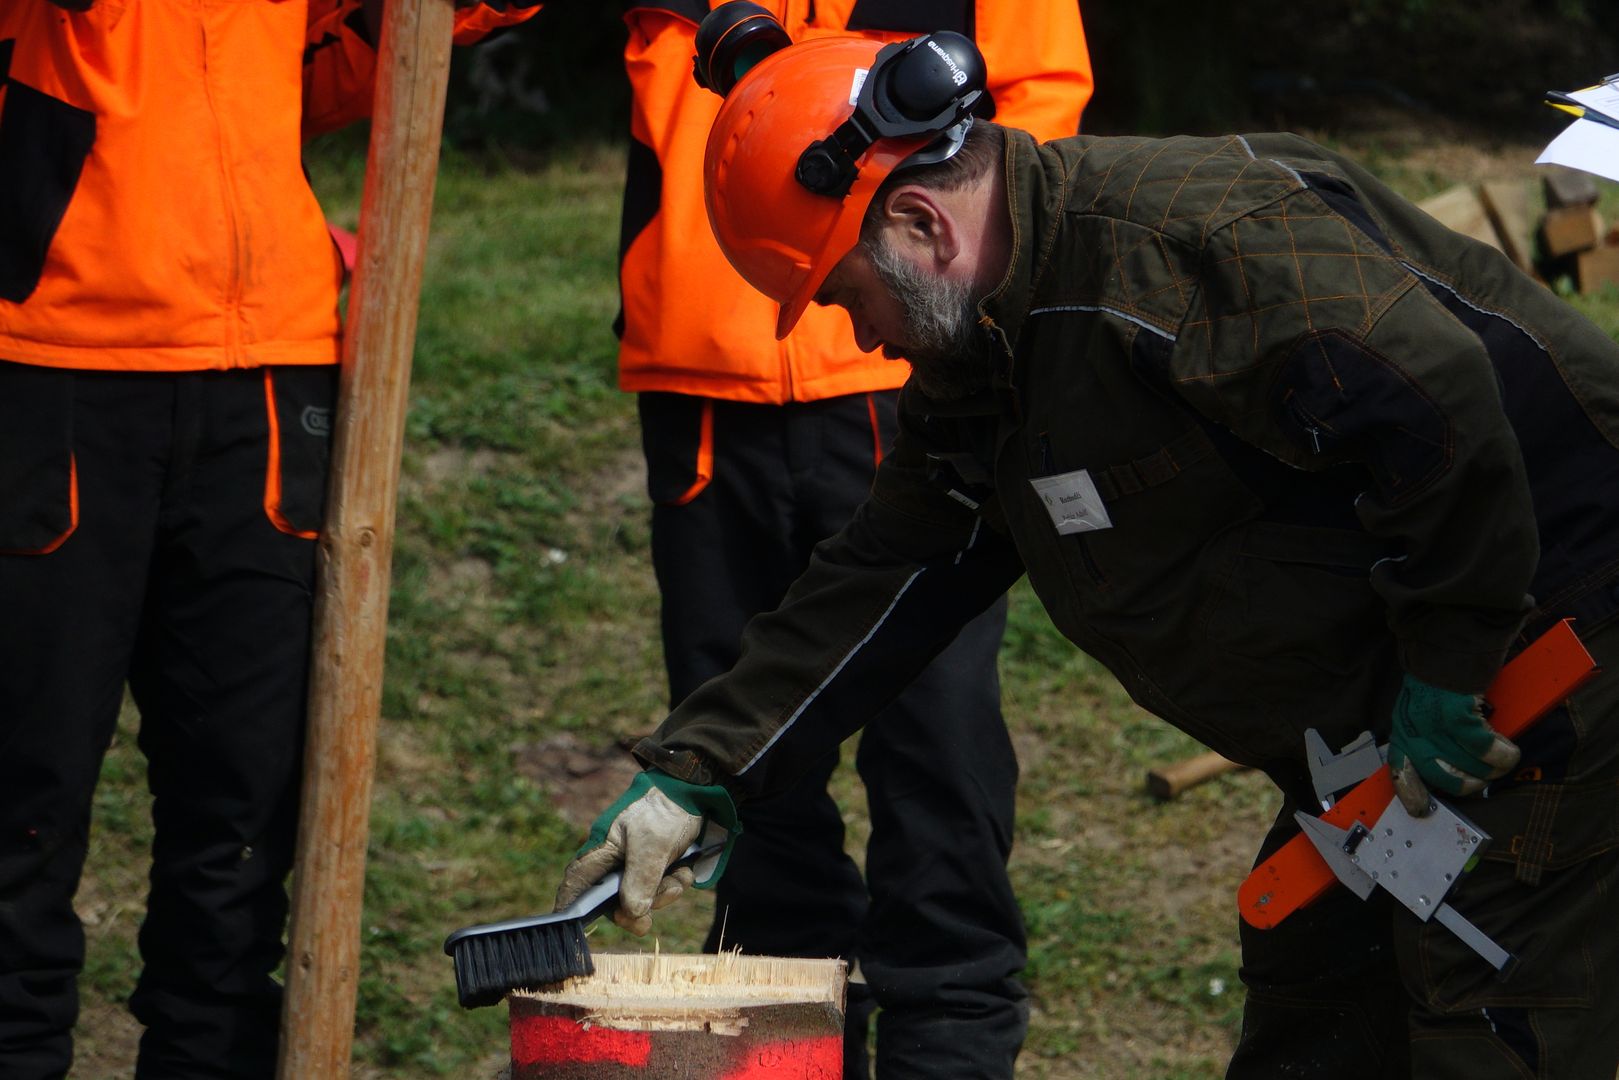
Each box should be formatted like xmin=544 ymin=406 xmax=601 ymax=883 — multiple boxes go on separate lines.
xmin=1536 ymin=83 xmax=1619 ymax=184
xmin=1029 ymin=470 xmax=1113 ymax=535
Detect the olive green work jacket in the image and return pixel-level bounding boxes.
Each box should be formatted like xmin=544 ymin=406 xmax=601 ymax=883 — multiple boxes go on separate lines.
xmin=635 ymin=128 xmax=1619 ymax=804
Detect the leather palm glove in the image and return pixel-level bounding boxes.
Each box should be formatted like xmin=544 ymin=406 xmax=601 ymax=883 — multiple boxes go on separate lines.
xmin=554 ymin=770 xmax=739 ymax=935
xmin=1388 ymin=673 xmax=1520 ymax=817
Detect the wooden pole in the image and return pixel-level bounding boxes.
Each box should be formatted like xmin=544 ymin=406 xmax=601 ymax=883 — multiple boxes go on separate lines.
xmin=277 ymin=0 xmax=455 ymax=1074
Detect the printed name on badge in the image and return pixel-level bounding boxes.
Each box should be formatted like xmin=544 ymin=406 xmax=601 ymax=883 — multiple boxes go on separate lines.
xmin=1030 ymin=469 xmax=1113 ymax=535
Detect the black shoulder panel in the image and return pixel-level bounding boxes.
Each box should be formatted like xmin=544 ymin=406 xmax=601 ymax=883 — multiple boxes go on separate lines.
xmin=0 ymin=62 xmax=97 ymax=303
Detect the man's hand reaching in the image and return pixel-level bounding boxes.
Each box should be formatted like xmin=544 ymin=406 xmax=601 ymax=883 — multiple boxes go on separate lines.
xmin=555 ymin=770 xmax=739 ymax=935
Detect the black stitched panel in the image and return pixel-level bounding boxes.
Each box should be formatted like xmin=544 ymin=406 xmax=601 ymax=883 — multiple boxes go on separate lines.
xmin=613 ymin=135 xmax=661 ymax=341
xmin=0 ymin=76 xmax=96 ymax=303
xmin=1416 ymin=275 xmax=1619 ymax=633
xmin=847 ymin=0 xmax=970 ymax=36
xmin=1302 ymin=171 xmax=1394 ymax=254
xmin=1275 ymin=329 xmax=1449 ymax=502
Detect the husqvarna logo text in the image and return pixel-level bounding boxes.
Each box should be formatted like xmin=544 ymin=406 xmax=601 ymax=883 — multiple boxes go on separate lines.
xmin=928 ymin=39 xmax=968 ymax=86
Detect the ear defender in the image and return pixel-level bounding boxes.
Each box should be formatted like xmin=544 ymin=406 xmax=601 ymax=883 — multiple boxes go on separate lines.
xmin=693 ymin=2 xmax=793 ymax=97
xmin=794 ymin=32 xmax=986 ymax=197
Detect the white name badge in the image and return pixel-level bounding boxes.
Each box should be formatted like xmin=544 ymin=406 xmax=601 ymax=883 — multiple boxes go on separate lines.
xmin=1030 ymin=470 xmax=1113 ymax=535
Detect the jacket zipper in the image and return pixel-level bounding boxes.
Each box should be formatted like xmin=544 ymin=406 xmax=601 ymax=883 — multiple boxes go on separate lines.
xmin=1286 ymin=396 xmax=1330 ymax=455
xmin=200 ymin=19 xmax=245 ymax=366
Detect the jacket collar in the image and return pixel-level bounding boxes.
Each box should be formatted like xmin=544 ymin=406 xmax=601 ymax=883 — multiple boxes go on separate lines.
xmin=976 ymin=127 xmax=1074 ymax=394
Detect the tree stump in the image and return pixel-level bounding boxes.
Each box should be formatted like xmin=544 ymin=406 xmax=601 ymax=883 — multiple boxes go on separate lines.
xmin=509 ymin=953 xmax=846 ymax=1079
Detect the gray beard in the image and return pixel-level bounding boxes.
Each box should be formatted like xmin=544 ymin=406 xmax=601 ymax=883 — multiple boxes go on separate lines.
xmin=864 ymin=236 xmax=994 ymax=401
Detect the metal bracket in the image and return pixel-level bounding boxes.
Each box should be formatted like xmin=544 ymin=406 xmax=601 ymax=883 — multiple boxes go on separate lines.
xmin=1303 ymin=728 xmax=1385 ymax=809
xmin=1294 ymin=796 xmax=1515 ymax=972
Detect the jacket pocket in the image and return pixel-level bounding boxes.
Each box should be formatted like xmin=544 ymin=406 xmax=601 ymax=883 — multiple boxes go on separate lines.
xmin=638 ymin=391 xmax=713 ymax=506
xmin=263 ymin=366 xmax=337 ymax=537
xmin=0 ymin=361 xmax=77 ymax=553
xmin=0 ymin=41 xmax=97 ymax=303
xmin=1204 ymin=522 xmax=1395 ymax=679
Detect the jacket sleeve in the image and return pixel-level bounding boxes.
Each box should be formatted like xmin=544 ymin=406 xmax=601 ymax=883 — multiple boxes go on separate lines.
xmin=1168 ymin=189 xmax=1537 ymax=694
xmin=975 ymin=1 xmax=1092 ymax=140
xmin=303 ymin=0 xmax=378 ymax=139
xmin=301 ymin=0 xmax=543 ymax=140
xmin=633 ymin=398 xmax=1025 ymax=800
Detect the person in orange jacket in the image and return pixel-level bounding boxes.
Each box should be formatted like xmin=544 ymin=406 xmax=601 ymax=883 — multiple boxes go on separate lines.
xmin=0 ymin=2 xmax=533 ymax=1076
xmin=612 ymin=4 xmax=1091 ymax=1075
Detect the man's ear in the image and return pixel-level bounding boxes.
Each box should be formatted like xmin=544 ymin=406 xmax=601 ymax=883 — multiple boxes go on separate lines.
xmin=877 ymin=185 xmax=960 ymax=268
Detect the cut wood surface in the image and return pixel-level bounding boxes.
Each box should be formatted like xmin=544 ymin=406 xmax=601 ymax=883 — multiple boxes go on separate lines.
xmin=510 ymin=953 xmax=846 ymax=1079
xmin=1478 ymin=179 xmax=1536 ymax=273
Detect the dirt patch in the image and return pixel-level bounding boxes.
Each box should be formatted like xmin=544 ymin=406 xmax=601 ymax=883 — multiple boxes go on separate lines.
xmin=514 ymin=731 xmax=643 ymax=829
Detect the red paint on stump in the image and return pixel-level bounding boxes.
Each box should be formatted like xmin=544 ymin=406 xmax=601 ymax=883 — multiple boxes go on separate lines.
xmin=511 ymin=1016 xmax=653 ymax=1068
xmin=717 ymin=1035 xmax=843 ymax=1079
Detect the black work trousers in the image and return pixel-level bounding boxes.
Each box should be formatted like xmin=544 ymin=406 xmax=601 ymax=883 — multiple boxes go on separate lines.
xmin=640 ymin=391 xmax=1026 ymax=1080
xmin=0 ymin=363 xmax=333 ymax=1079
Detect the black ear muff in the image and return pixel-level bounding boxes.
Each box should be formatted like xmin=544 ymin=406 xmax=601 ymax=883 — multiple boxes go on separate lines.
xmin=794 ymin=31 xmax=986 ymax=198
xmin=693 ymin=2 xmax=793 ymax=97
xmin=874 ymin=32 xmax=986 ymax=123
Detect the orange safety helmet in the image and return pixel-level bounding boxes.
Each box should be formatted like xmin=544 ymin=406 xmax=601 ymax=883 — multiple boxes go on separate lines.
xmin=698 ymin=7 xmax=986 ymax=339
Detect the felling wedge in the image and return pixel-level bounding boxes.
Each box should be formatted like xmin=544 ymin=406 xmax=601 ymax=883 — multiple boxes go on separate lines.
xmin=1238 ymin=619 xmax=1599 ymax=944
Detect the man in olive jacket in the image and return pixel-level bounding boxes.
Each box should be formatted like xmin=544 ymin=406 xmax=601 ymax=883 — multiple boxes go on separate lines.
xmin=558 ymin=30 xmax=1619 ymax=1078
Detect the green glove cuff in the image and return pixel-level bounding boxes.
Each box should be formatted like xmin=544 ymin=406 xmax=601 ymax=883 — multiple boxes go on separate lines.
xmin=576 ymin=769 xmax=742 ymax=888
xmin=1388 ymin=673 xmax=1496 ymax=794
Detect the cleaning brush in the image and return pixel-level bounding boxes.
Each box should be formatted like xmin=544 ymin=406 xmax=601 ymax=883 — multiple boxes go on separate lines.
xmin=443 ymin=841 xmax=722 ymax=1008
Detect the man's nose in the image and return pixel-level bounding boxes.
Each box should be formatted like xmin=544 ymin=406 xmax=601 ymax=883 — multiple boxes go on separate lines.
xmin=849 ymin=314 xmax=883 ymax=353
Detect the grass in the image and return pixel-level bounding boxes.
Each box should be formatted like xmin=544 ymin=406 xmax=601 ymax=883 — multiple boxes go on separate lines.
xmin=71 ymin=128 xmax=1619 ymax=1079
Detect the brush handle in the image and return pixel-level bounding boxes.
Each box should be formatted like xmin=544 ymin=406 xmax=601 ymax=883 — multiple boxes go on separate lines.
xmin=442 ymin=840 xmax=723 ymax=953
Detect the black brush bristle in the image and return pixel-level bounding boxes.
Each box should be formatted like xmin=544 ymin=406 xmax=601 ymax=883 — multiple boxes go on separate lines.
xmin=449 ymin=919 xmax=595 ymax=1009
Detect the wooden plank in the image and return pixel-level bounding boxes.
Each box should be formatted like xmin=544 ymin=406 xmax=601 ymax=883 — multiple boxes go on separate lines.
xmin=1417 ymin=185 xmax=1505 ymax=253
xmin=1145 ymin=751 xmax=1245 ymax=800
xmin=1542 ymin=204 xmax=1604 ymax=258
xmin=276 ymin=0 xmax=457 ymax=1076
xmin=1478 ymin=180 xmax=1536 ymax=273
xmin=1577 ymin=245 xmax=1619 ymax=295
xmin=511 ymin=953 xmax=847 ymax=1079
xmin=1542 ymin=164 xmax=1600 ymax=209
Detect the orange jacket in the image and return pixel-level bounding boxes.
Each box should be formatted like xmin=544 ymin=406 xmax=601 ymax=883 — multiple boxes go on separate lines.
xmin=0 ymin=0 xmax=535 ymax=373
xmin=617 ymin=1 xmax=1092 ymax=404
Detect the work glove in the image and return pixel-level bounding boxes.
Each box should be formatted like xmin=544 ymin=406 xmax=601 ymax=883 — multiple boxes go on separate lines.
xmin=1388 ymin=673 xmax=1520 ymax=817
xmin=554 ymin=770 xmax=740 ymax=935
